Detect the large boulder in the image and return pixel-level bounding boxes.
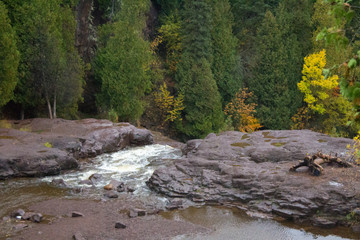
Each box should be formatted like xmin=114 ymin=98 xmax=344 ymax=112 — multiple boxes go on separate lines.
xmin=0 ymin=118 xmax=153 ymax=179
xmin=147 ymin=130 xmax=360 ymax=227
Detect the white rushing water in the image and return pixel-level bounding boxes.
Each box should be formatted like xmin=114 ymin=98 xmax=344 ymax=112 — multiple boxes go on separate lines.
xmin=42 ymin=144 xmax=182 ymax=199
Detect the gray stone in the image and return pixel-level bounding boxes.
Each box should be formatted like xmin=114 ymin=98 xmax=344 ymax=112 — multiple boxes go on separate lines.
xmin=51 ymin=178 xmax=67 ymax=187
xmin=146 ymin=130 xmax=359 ymax=229
xmin=104 ymin=191 xmax=118 ymax=198
xmin=22 ymin=212 xmax=43 ymax=223
xmin=73 ymin=232 xmax=86 ymax=240
xmin=72 ymin=211 xmax=84 ymax=218
xmin=11 ymin=209 xmax=25 ymax=218
xmin=312 ymin=217 xmax=337 ymax=228
xmin=129 ymin=208 xmax=146 ymax=218
xmin=0 ymin=118 xmax=153 ymax=179
xmin=115 ymin=222 xmax=127 ymax=229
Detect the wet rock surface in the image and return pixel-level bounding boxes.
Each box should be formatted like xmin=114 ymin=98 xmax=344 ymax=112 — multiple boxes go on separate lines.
xmin=4 ymin=199 xmax=208 ymax=240
xmin=0 ymin=118 xmax=153 ymax=179
xmin=147 ymin=130 xmax=360 ymax=228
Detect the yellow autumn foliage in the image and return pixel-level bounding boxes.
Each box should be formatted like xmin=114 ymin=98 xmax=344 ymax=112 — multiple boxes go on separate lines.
xmin=154 ymin=82 xmax=184 ymax=125
xmin=298 ymin=49 xmax=339 ymax=114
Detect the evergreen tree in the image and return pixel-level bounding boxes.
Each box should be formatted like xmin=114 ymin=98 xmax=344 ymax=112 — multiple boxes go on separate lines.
xmin=210 ymin=0 xmax=242 ymax=105
xmin=229 ymin=0 xmax=280 ymax=81
xmin=276 ymin=0 xmax=313 ymax=116
xmin=175 ymin=0 xmax=223 ymax=138
xmin=249 ymin=11 xmax=291 ymax=129
xmin=5 ymin=0 xmax=84 ymax=119
xmin=0 ymin=1 xmax=19 ymax=108
xmin=95 ymin=0 xmax=153 ymax=122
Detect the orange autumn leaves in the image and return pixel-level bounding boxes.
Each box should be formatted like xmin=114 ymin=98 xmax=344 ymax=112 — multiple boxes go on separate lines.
xmin=224 ymin=88 xmax=262 ymax=133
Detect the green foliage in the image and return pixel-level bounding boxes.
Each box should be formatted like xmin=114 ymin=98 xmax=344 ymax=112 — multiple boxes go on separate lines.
xmin=176 ymin=57 xmax=224 ymax=138
xmin=108 ymin=109 xmax=118 ymax=123
xmin=0 ymin=1 xmax=19 ymax=107
xmin=44 ymin=142 xmax=53 ymax=148
xmin=276 ymin=0 xmax=313 ymax=115
xmin=174 ymin=0 xmax=224 ymax=138
xmin=210 ymin=0 xmax=242 ymax=105
xmin=95 ymin=0 xmax=153 ymax=122
xmin=249 ymin=11 xmax=291 ymax=129
xmin=4 ymin=0 xmax=84 ymax=119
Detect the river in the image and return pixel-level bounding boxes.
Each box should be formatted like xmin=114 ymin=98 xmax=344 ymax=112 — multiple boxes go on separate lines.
xmin=0 ymin=144 xmax=357 ymax=239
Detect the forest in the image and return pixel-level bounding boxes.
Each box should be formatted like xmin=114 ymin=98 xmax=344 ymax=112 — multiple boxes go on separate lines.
xmin=1 ymin=0 xmax=360 ymax=140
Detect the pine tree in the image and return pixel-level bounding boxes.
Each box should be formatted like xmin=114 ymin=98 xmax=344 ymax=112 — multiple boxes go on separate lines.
xmin=249 ymin=11 xmax=291 ymax=129
xmin=0 ymin=1 xmax=19 ymax=108
xmin=210 ymin=0 xmax=242 ymax=105
xmin=276 ymin=0 xmax=313 ymax=116
xmin=175 ymin=0 xmax=223 ymax=138
xmin=95 ymin=0 xmax=153 ymax=122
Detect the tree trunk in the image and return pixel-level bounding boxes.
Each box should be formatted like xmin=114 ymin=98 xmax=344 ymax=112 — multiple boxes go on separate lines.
xmin=46 ymin=94 xmax=53 ymax=119
xmin=20 ymin=107 xmax=24 ymax=120
xmin=53 ymin=91 xmax=57 ymax=119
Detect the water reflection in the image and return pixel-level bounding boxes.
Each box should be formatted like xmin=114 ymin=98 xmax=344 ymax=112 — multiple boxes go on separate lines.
xmin=163 ymin=206 xmax=355 ymax=240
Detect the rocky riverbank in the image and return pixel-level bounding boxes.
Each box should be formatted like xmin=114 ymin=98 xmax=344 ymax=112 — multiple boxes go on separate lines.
xmin=0 ymin=118 xmax=153 ymax=179
xmin=147 ymin=130 xmax=360 ymax=229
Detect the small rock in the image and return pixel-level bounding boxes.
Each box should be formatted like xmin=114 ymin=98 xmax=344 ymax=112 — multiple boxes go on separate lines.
xmin=72 ymin=211 xmax=84 ymax=218
xmin=31 ymin=213 xmax=43 ymax=223
xmin=129 ymin=208 xmax=146 ymax=218
xmin=115 ymin=222 xmax=127 ymax=229
xmin=2 ymin=216 xmax=9 ymax=221
xmin=13 ymin=223 xmax=29 ymax=230
xmin=312 ymin=217 xmax=336 ymax=228
xmin=11 ymin=209 xmax=25 ymax=218
xmin=79 ymin=180 xmax=93 ymax=185
xmin=104 ymin=191 xmax=118 ymax=198
xmin=166 ymin=199 xmax=183 ymax=210
xmin=104 ymin=184 xmax=113 ymax=190
xmin=73 ymin=232 xmax=86 ymax=240
xmin=89 ymin=173 xmax=103 ymax=184
xmin=116 ymin=182 xmax=126 ymax=192
xmin=51 ymin=178 xmax=67 ymax=187
xmin=126 ymin=186 xmax=135 ymax=193
xmin=352 ymin=224 xmax=360 ymax=233
xmin=22 ymin=212 xmax=43 ymax=223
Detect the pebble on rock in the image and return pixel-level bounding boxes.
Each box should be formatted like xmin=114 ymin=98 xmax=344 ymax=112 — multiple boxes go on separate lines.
xmin=72 ymin=211 xmax=84 ymax=217
xmin=115 ymin=222 xmax=127 ymax=229
xmin=129 ymin=208 xmax=146 ymax=218
xmin=104 ymin=191 xmax=118 ymax=198
xmin=73 ymin=232 xmax=86 ymax=240
xmin=11 ymin=209 xmax=25 ymax=218
xmin=22 ymin=212 xmax=43 ymax=223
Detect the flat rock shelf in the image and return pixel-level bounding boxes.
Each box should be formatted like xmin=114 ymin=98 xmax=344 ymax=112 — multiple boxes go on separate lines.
xmin=147 ymin=130 xmax=360 ymax=229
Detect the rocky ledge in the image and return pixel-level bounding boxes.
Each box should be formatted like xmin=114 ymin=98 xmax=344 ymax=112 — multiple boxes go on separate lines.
xmin=0 ymin=118 xmax=153 ymax=179
xmin=147 ymin=130 xmax=360 ymax=228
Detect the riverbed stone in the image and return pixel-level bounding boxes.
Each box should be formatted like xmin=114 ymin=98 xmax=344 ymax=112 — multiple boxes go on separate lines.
xmin=89 ymin=173 xmax=102 ymax=184
xmin=129 ymin=208 xmax=146 ymax=218
xmin=71 ymin=211 xmax=84 ymax=218
xmin=115 ymin=222 xmax=127 ymax=229
xmin=11 ymin=209 xmax=25 ymax=218
xmin=51 ymin=178 xmax=67 ymax=187
xmin=73 ymin=232 xmax=86 ymax=240
xmin=22 ymin=212 xmax=43 ymax=223
xmin=0 ymin=118 xmax=153 ymax=179
xmin=147 ymin=130 xmax=360 ymax=228
xmin=104 ymin=191 xmax=118 ymax=198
